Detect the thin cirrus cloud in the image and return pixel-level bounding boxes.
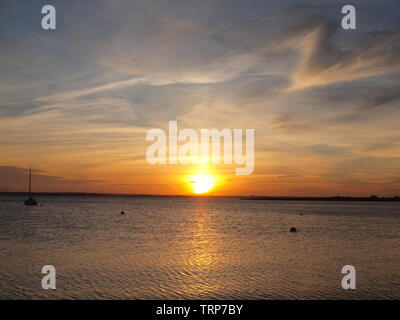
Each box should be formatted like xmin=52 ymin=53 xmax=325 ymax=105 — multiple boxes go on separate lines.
xmin=279 ymin=17 xmax=400 ymax=91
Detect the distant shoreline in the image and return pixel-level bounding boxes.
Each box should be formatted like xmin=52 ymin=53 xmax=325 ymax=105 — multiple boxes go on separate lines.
xmin=0 ymin=192 xmax=399 ymax=201
xmin=241 ymin=196 xmax=400 ymax=202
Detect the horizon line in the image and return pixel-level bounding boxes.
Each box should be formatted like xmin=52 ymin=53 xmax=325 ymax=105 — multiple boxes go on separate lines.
xmin=1 ymin=191 xmax=399 ymax=200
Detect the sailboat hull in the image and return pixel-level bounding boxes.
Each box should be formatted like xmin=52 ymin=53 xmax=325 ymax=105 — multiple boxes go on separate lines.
xmin=25 ymin=198 xmax=38 ymax=206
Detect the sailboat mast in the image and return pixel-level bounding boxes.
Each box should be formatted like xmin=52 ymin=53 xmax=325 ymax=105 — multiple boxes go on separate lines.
xmin=28 ymin=167 xmax=31 ymax=194
xmin=24 ymin=166 xmax=37 ymax=205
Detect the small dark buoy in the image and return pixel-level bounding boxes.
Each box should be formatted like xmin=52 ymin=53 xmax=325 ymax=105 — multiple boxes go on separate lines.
xmin=290 ymin=227 xmax=297 ymax=232
xmin=299 ymin=213 xmax=303 ymax=216
xmin=120 ymin=211 xmax=125 ymax=215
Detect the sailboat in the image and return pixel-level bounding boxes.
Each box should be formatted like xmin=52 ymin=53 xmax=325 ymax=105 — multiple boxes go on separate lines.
xmin=24 ymin=167 xmax=38 ymax=206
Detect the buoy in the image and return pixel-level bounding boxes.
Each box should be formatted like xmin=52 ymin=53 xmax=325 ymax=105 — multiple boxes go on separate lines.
xmin=120 ymin=211 xmax=125 ymax=215
xmin=290 ymin=227 xmax=297 ymax=232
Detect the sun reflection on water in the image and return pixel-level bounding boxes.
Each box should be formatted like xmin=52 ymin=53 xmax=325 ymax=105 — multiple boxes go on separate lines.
xmin=178 ymin=200 xmax=225 ymax=297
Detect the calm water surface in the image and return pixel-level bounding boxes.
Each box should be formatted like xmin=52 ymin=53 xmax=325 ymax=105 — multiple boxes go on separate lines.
xmin=0 ymin=195 xmax=399 ymax=299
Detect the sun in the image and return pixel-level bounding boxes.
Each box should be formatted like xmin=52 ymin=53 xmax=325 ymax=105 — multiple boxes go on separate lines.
xmin=189 ymin=174 xmax=215 ymax=194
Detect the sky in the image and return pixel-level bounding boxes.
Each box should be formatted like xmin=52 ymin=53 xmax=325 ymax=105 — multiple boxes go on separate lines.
xmin=0 ymin=0 xmax=400 ymax=196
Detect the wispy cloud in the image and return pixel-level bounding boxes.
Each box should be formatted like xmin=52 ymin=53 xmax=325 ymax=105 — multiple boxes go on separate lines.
xmin=282 ymin=18 xmax=400 ymax=91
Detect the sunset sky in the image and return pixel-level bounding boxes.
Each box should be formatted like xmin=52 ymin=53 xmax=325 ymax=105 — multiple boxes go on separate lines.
xmin=1 ymin=0 xmax=400 ymax=196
